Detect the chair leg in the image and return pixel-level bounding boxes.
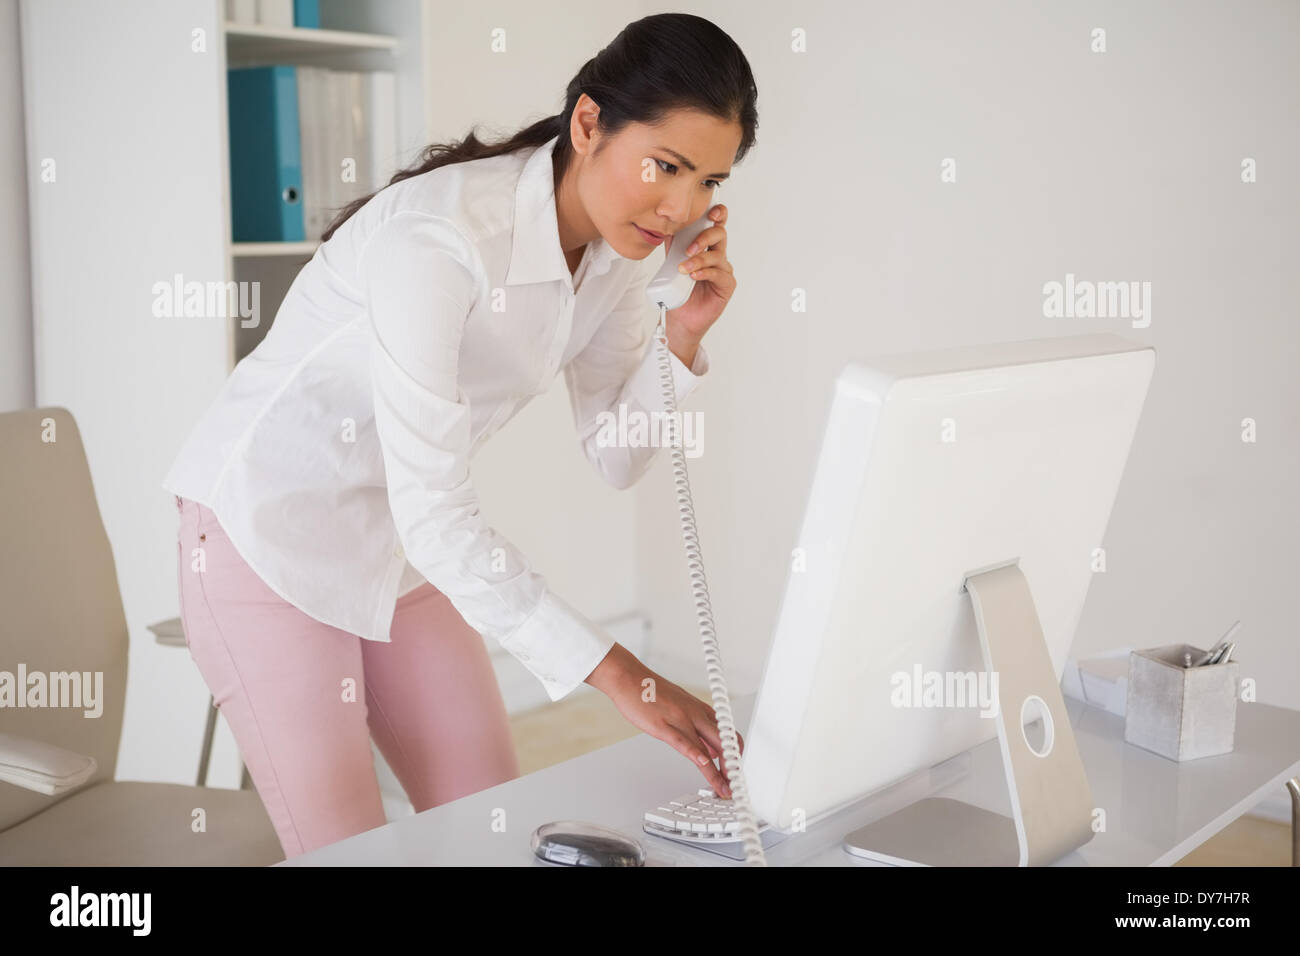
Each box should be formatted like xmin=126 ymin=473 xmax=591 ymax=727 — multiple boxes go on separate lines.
xmin=199 ymin=693 xmax=253 ymax=790
xmin=1287 ymin=777 xmax=1300 ymax=867
xmin=197 ymin=695 xmax=219 ymax=787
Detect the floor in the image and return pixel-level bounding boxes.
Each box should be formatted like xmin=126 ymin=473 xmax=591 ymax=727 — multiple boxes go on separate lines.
xmin=507 ymin=685 xmax=1294 ymax=867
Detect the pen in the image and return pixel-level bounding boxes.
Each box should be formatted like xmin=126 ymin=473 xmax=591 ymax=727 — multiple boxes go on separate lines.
xmin=1194 ymin=620 xmax=1241 ymax=666
xmin=1209 ymin=641 xmax=1237 ymax=666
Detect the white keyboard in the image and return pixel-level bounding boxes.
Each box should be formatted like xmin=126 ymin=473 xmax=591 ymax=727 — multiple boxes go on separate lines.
xmin=642 ymin=788 xmax=773 ymax=843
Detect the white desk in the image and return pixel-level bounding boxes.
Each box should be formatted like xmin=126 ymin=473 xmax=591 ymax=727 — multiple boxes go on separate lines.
xmin=280 ymin=694 xmax=1300 ymax=866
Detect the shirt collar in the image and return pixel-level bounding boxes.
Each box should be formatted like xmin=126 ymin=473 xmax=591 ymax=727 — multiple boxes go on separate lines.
xmin=505 ymin=134 xmax=623 ymax=289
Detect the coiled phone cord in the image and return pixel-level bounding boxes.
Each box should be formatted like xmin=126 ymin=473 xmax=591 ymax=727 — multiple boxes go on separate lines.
xmin=653 ymin=306 xmax=768 ymax=867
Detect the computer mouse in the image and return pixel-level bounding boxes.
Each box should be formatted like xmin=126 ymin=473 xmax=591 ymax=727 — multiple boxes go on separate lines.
xmin=530 ymin=821 xmax=646 ymax=867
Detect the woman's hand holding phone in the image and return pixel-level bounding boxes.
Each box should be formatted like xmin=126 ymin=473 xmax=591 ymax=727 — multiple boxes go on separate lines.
xmin=662 ymin=202 xmax=736 ymax=344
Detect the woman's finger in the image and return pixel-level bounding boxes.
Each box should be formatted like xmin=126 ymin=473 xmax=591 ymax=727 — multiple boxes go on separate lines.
xmin=691 ymin=708 xmax=726 ymax=763
xmin=684 ymin=267 xmax=736 ymax=291
xmin=690 ymin=705 xmax=738 ymax=797
xmin=688 ymin=205 xmax=727 ymax=254
xmin=685 ymin=224 xmax=726 ymax=257
xmin=661 ymin=724 xmax=730 ymax=796
xmin=699 ymin=734 xmax=721 ymax=760
xmin=679 ymin=249 xmax=732 ymax=276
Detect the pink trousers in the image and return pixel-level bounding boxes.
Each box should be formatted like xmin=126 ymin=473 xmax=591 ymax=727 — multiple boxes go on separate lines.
xmin=174 ymin=495 xmax=520 ymax=859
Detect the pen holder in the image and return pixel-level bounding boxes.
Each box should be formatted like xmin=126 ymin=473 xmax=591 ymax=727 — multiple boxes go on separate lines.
xmin=1123 ymin=644 xmax=1238 ymax=761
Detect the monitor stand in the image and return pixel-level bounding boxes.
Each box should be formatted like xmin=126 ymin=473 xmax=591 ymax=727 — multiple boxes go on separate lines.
xmin=842 ymin=562 xmax=1097 ymax=866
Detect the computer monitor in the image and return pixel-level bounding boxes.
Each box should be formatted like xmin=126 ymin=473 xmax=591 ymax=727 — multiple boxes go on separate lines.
xmin=741 ymin=332 xmax=1156 ymax=864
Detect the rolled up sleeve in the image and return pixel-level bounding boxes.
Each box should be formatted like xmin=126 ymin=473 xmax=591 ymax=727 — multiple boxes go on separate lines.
xmin=562 ymin=258 xmax=710 ymax=491
xmin=363 ymin=212 xmax=615 ymax=702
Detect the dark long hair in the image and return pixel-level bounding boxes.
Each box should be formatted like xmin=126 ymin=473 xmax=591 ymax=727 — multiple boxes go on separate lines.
xmin=319 ymin=13 xmax=759 ymax=243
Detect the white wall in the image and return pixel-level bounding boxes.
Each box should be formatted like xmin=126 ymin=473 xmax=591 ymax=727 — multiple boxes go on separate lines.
xmin=632 ymin=0 xmax=1300 ymax=716
xmin=0 ymin=0 xmax=34 ymax=412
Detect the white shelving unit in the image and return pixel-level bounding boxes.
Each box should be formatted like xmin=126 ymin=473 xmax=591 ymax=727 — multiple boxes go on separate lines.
xmin=222 ymin=19 xmax=396 ymax=276
xmin=20 ymin=0 xmax=434 ymax=789
xmin=230 ymin=240 xmax=320 ymax=257
xmin=219 ymin=1 xmax=432 ymax=366
xmin=224 ymin=22 xmax=401 ymax=59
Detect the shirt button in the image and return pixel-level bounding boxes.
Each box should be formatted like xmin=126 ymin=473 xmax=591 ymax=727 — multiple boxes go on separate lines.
xmin=518 ymin=652 xmax=530 ymax=661
xmin=394 ymin=545 xmax=404 ymax=558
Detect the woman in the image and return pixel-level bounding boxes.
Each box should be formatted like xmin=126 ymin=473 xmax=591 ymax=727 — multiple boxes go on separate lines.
xmin=163 ymin=12 xmax=758 ymax=859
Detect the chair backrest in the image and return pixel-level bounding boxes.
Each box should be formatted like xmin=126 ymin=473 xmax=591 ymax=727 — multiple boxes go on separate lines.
xmin=0 ymin=407 xmax=128 ymax=832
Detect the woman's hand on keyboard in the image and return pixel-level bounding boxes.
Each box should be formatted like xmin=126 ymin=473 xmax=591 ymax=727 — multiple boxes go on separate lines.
xmin=585 ymin=643 xmax=742 ymax=798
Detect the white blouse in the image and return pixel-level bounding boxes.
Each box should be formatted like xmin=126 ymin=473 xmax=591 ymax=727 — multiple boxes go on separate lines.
xmin=162 ymin=133 xmax=710 ymax=702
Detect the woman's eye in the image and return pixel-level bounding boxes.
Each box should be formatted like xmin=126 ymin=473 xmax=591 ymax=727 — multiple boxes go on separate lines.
xmin=656 ymin=158 xmax=722 ymax=191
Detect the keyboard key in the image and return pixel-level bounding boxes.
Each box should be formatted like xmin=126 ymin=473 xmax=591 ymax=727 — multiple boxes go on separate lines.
xmin=645 ymin=812 xmax=677 ymax=828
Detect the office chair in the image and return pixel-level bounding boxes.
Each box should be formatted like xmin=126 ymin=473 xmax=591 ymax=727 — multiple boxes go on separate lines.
xmin=0 ymin=406 xmax=283 ymax=864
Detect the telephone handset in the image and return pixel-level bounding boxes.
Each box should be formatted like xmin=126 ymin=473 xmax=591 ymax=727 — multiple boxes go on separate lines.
xmin=645 ymin=207 xmax=768 ymax=866
xmin=644 ymin=208 xmax=716 ymax=311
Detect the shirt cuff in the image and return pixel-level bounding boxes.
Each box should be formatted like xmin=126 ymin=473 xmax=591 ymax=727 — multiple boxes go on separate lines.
xmin=623 ymin=337 xmax=711 ymax=414
xmin=497 ymin=590 xmax=617 ymax=702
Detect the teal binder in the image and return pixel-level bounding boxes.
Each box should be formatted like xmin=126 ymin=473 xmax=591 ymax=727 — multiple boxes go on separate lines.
xmin=293 ymin=0 xmax=320 ymax=28
xmin=227 ymin=66 xmax=305 ymax=242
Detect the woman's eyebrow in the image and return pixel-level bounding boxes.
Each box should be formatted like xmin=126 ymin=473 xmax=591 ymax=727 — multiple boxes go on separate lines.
xmin=654 ymin=146 xmax=731 ymax=180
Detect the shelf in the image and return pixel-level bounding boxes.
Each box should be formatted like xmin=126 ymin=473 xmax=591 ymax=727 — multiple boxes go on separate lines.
xmin=224 ymin=22 xmax=399 ymax=62
xmin=231 ymin=241 xmax=319 ymax=258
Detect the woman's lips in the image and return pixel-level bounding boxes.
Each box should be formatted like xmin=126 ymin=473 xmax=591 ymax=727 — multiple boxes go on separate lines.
xmin=634 ymin=224 xmax=666 ymax=245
